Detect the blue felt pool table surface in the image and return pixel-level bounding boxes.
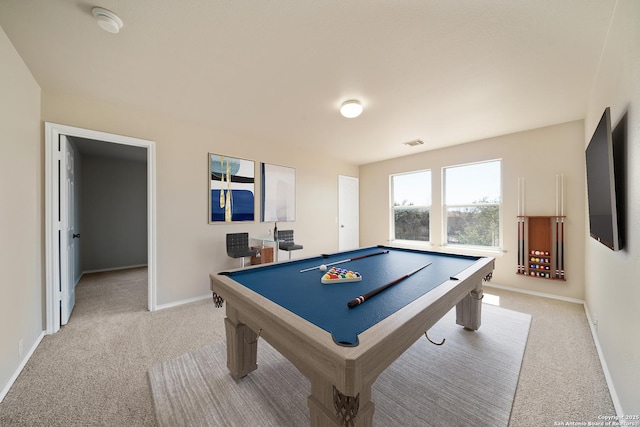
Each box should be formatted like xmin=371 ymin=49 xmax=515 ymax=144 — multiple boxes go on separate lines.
xmin=220 ymin=246 xmax=483 ymax=346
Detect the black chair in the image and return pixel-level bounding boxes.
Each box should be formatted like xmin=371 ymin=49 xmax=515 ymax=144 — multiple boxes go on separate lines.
xmin=226 ymin=233 xmax=258 ymax=267
xmin=278 ymin=230 xmax=303 ymax=259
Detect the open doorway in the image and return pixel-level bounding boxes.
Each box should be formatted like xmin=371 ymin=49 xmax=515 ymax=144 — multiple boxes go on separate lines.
xmin=45 ymin=123 xmax=157 ymax=334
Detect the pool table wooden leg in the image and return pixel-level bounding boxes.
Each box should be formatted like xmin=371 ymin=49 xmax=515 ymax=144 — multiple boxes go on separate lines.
xmin=455 ymin=281 xmax=483 ymax=330
xmin=224 ymin=305 xmax=258 ymax=380
xmin=308 ymin=377 xmax=374 ymax=427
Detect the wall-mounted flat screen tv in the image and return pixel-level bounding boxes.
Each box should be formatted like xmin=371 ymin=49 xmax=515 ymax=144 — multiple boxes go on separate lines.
xmin=585 ymin=107 xmax=623 ymax=250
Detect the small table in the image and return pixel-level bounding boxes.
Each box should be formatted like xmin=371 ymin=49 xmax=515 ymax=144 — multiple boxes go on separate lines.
xmin=250 ymin=236 xmax=281 ymax=262
xmin=250 ymin=246 xmax=273 ymax=264
xmin=210 ymin=245 xmax=494 ymax=427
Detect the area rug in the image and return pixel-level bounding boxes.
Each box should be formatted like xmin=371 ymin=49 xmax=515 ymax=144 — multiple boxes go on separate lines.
xmin=148 ymin=304 xmax=531 ymax=427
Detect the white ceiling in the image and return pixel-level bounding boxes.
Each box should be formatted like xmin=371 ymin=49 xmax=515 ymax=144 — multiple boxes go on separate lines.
xmin=0 ymin=1 xmax=616 ymax=165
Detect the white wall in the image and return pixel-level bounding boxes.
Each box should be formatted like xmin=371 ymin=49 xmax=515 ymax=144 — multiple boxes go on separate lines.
xmin=0 ymin=27 xmax=43 ymax=397
xmin=41 ymin=92 xmax=359 ymax=306
xmin=360 ymin=120 xmax=586 ymax=300
xmin=584 ymin=0 xmax=640 ymax=415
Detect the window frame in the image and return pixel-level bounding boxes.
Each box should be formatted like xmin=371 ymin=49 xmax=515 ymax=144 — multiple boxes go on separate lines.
xmin=442 ymin=159 xmax=502 ymax=251
xmin=389 ymin=169 xmax=432 ymax=243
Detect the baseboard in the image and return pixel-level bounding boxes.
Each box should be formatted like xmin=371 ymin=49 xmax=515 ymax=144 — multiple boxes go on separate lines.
xmin=484 ymin=282 xmax=585 ymax=305
xmin=0 ymin=331 xmax=45 ymax=403
xmin=81 ymin=264 xmax=148 ymax=276
xmin=583 ymin=303 xmax=623 ymax=416
xmin=74 ymin=265 xmax=148 ymax=290
xmin=155 ymin=293 xmax=212 ymax=311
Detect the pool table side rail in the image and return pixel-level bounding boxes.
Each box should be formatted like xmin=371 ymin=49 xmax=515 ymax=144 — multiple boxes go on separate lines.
xmin=351 ymin=256 xmax=494 ymax=392
xmin=211 ymin=272 xmax=351 ymax=384
xmin=210 ymin=256 xmax=494 ymax=396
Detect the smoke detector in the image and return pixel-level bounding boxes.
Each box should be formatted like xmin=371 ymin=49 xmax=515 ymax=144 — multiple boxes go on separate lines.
xmin=92 ymin=7 xmax=124 ymax=34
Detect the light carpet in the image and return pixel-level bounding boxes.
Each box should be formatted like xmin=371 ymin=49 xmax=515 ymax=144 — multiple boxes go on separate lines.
xmin=148 ymin=304 xmax=531 ymax=427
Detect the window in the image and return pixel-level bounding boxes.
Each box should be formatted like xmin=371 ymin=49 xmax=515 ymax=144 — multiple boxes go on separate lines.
xmin=444 ymin=160 xmax=501 ymax=249
xmin=391 ymin=170 xmax=431 ymax=242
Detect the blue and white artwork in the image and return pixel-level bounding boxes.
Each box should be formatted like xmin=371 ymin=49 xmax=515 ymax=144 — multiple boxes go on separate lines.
xmin=209 ymin=154 xmax=255 ymax=223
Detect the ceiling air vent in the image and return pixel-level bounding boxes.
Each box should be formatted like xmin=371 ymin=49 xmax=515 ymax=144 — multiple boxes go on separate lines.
xmin=402 ymin=139 xmax=424 ymax=147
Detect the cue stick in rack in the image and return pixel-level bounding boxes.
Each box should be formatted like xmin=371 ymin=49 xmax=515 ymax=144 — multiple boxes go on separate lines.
xmin=560 ymin=173 xmax=565 ymax=279
xmin=555 ymin=176 xmax=558 ymax=278
xmin=521 ymin=219 xmax=525 ymax=274
xmin=560 ymin=219 xmax=565 ymax=279
xmin=299 ymin=250 xmax=389 ymax=273
xmin=520 ymin=218 xmax=528 ymax=274
xmin=517 ymin=217 xmax=524 ymax=274
xmin=347 ymin=262 xmax=432 ymax=308
xmin=516 ymin=219 xmax=520 ymax=273
xmin=518 ymin=178 xmax=523 ymax=273
xmin=517 ymin=178 xmax=526 ymax=275
xmin=555 ymin=218 xmax=560 ymax=279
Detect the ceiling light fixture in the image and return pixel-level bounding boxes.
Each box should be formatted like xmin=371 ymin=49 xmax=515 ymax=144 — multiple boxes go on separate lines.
xmin=92 ymin=7 xmax=124 ymax=34
xmin=340 ymin=100 xmax=363 ymax=118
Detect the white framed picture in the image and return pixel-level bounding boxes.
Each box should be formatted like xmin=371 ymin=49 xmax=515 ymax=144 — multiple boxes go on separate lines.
xmin=261 ymin=163 xmax=296 ymax=222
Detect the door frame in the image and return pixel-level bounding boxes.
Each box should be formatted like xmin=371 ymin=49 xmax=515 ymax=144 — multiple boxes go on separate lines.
xmin=44 ymin=122 xmax=157 ymax=334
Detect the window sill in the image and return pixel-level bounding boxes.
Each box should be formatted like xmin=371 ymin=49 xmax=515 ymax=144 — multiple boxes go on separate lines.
xmin=389 ymin=240 xmax=504 ymax=258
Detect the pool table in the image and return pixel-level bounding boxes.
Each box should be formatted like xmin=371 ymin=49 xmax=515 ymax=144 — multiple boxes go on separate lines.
xmin=210 ymin=245 xmax=494 ymax=427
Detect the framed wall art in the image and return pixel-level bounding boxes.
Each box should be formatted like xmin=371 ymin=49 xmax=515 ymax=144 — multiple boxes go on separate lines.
xmin=261 ymin=163 xmax=296 ymax=222
xmin=209 ymin=153 xmax=255 ymax=223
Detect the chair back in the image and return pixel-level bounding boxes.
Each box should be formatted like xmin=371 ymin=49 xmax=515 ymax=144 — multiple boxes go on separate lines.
xmin=278 ymin=230 xmax=294 ymax=244
xmin=226 ymin=232 xmax=249 ymax=256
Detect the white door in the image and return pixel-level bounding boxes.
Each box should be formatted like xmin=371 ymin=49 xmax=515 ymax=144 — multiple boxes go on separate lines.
xmin=60 ymin=135 xmax=76 ymax=325
xmin=338 ymin=175 xmax=359 ymax=251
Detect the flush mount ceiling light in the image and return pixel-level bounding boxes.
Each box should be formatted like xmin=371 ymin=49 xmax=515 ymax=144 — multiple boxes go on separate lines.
xmin=340 ymin=100 xmax=363 ymax=118
xmin=92 ymin=7 xmax=124 ymax=34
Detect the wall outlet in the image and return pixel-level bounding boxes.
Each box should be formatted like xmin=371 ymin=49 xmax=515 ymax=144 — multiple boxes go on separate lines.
xmin=18 ymin=339 xmax=24 ymax=357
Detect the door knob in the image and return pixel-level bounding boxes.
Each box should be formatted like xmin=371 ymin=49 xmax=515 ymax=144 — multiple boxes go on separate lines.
xmin=73 ymin=233 xmax=81 ymax=239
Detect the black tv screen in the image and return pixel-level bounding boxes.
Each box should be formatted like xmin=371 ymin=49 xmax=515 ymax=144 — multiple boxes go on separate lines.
xmin=585 ymin=107 xmax=623 ymax=250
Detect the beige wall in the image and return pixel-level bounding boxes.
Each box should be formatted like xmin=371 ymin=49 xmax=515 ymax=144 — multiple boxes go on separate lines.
xmin=41 ymin=92 xmax=358 ymax=306
xmin=0 ymin=27 xmax=43 ymax=395
xmin=584 ymin=0 xmax=640 ymax=415
xmin=3 ymin=1 xmax=638 ymax=414
xmin=360 ymin=120 xmax=586 ymax=300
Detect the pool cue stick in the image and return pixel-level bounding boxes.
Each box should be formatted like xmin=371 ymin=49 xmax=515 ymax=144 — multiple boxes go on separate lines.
xmin=559 ymin=174 xmax=565 ymax=279
xmin=517 ymin=179 xmax=522 ymax=274
xmin=517 ymin=219 xmax=521 ymax=273
xmin=560 ymin=219 xmax=565 ymax=279
xmin=520 ymin=218 xmax=527 ymax=274
xmin=555 ymin=218 xmax=560 ymax=279
xmin=347 ymin=262 xmax=432 ymax=308
xmin=299 ymin=250 xmax=389 ymax=273
xmin=518 ymin=218 xmax=524 ymax=274
xmin=518 ymin=178 xmax=526 ymax=275
xmin=521 ymin=219 xmax=526 ymax=274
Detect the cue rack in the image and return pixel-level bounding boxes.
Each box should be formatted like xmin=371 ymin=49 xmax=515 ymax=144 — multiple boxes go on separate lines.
xmin=516 ymin=175 xmax=566 ymax=281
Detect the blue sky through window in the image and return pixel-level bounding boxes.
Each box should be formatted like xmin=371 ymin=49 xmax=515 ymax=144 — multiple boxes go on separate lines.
xmin=445 ymin=161 xmax=501 ymax=205
xmin=393 ymin=171 xmax=431 ymax=206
